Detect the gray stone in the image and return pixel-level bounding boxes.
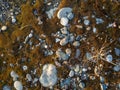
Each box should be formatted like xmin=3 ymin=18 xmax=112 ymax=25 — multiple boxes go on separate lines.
xmin=39 ymin=64 xmax=57 ymax=87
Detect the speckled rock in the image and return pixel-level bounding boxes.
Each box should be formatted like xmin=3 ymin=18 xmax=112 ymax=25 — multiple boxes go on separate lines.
xmin=39 ymin=64 xmax=57 ymax=87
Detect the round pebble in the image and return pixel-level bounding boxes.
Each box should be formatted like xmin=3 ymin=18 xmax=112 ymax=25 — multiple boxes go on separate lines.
xmin=1 ymin=26 xmax=7 ymax=31
xmin=106 ymin=54 xmax=113 ymax=62
xmin=60 ymin=17 xmax=69 ymax=26
xmin=73 ymin=41 xmax=80 ymax=47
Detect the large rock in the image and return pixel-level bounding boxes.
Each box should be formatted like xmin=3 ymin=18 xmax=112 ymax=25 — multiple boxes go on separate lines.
xmin=39 ymin=64 xmax=57 ymax=87
xmin=14 ymin=81 xmax=23 ymax=90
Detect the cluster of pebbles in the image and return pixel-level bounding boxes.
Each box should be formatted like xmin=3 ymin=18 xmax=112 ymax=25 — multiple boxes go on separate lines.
xmin=1 ymin=1 xmax=120 ymax=90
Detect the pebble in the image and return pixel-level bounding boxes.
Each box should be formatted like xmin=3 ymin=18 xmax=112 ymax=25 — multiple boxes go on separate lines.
xmin=84 ymin=20 xmax=90 ymax=26
xmin=14 ymin=81 xmax=23 ymax=90
xmin=60 ymin=27 xmax=69 ymax=34
xmin=69 ymin=70 xmax=75 ymax=77
xmin=60 ymin=17 xmax=69 ymax=26
xmin=113 ymin=65 xmax=120 ymax=72
xmin=3 ymin=85 xmax=11 ymax=90
xmin=75 ymin=49 xmax=80 ymax=58
xmin=60 ymin=36 xmax=69 ymax=46
xmin=26 ymin=74 xmax=32 ymax=82
xmin=106 ymin=54 xmax=113 ymax=62
xmin=100 ymin=76 xmax=105 ymax=83
xmin=12 ymin=17 xmax=16 ymax=23
xmin=10 ymin=71 xmax=19 ymax=81
xmin=57 ymin=7 xmax=72 ymax=19
xmin=79 ymin=82 xmax=85 ymax=88
xmin=100 ymin=83 xmax=107 ymax=90
xmin=65 ymin=48 xmax=72 ymax=56
xmin=22 ymin=65 xmax=28 ymax=71
xmin=74 ymin=65 xmax=80 ymax=72
xmin=1 ymin=25 xmax=7 ymax=31
xmin=73 ymin=41 xmax=80 ymax=47
xmin=39 ymin=64 xmax=57 ymax=87
xmin=115 ymin=48 xmax=120 ymax=56
xmin=67 ymin=12 xmax=74 ymax=20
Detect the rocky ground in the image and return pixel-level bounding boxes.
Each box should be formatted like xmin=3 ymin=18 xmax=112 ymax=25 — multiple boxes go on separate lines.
xmin=0 ymin=0 xmax=120 ymax=90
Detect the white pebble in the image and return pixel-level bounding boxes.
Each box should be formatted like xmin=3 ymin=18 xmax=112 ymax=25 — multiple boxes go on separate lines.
xmin=106 ymin=54 xmax=113 ymax=62
xmin=60 ymin=17 xmax=69 ymax=26
xmin=73 ymin=41 xmax=80 ymax=47
xmin=1 ymin=26 xmax=7 ymax=31
xmin=69 ymin=70 xmax=74 ymax=77
xmin=14 ymin=81 xmax=23 ymax=90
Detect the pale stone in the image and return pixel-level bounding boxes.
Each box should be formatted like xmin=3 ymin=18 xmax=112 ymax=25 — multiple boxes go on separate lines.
xmin=60 ymin=17 xmax=69 ymax=26
xmin=14 ymin=81 xmax=23 ymax=90
xmin=39 ymin=64 xmax=57 ymax=87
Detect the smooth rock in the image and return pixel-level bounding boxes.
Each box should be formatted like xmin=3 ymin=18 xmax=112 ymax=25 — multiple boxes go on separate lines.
xmin=75 ymin=49 xmax=80 ymax=58
xmin=14 ymin=81 xmax=23 ymax=90
xmin=67 ymin=12 xmax=74 ymax=20
xmin=60 ymin=27 xmax=69 ymax=34
xmin=39 ymin=64 xmax=57 ymax=87
xmin=1 ymin=26 xmax=7 ymax=31
xmin=57 ymin=7 xmax=72 ymax=19
xmin=26 ymin=74 xmax=32 ymax=81
xmin=10 ymin=71 xmax=19 ymax=81
xmin=60 ymin=36 xmax=69 ymax=46
xmin=115 ymin=48 xmax=120 ymax=56
xmin=79 ymin=82 xmax=85 ymax=88
xmin=106 ymin=54 xmax=113 ymax=62
xmin=56 ymin=49 xmax=69 ymax=60
xmin=69 ymin=70 xmax=74 ymax=77
xmin=60 ymin=17 xmax=69 ymax=26
xmin=65 ymin=48 xmax=71 ymax=56
xmin=113 ymin=65 xmax=120 ymax=72
xmin=73 ymin=41 xmax=80 ymax=47
xmin=84 ymin=20 xmax=90 ymax=26
xmin=3 ymin=85 xmax=11 ymax=90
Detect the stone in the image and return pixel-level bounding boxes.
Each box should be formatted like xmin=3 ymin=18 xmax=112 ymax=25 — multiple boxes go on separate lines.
xmin=100 ymin=76 xmax=105 ymax=83
xmin=11 ymin=17 xmax=16 ymax=23
xmin=1 ymin=25 xmax=7 ymax=31
xmin=10 ymin=71 xmax=19 ymax=81
xmin=74 ymin=65 xmax=80 ymax=72
xmin=57 ymin=7 xmax=72 ymax=19
xmin=39 ymin=64 xmax=57 ymax=87
xmin=106 ymin=54 xmax=113 ymax=62
xmin=113 ymin=65 xmax=120 ymax=72
xmin=14 ymin=81 xmax=23 ymax=90
xmin=67 ymin=12 xmax=74 ymax=20
xmin=84 ymin=20 xmax=90 ymax=26
xmin=56 ymin=49 xmax=69 ymax=60
xmin=26 ymin=74 xmax=32 ymax=81
xmin=60 ymin=27 xmax=69 ymax=34
xmin=115 ymin=48 xmax=120 ymax=56
xmin=22 ymin=65 xmax=28 ymax=71
xmin=100 ymin=84 xmax=107 ymax=90
xmin=3 ymin=85 xmax=11 ymax=90
xmin=69 ymin=70 xmax=74 ymax=77
xmin=65 ymin=48 xmax=71 ymax=56
xmin=79 ymin=82 xmax=85 ymax=88
xmin=60 ymin=36 xmax=69 ymax=46
xmin=73 ymin=41 xmax=80 ymax=47
xmin=60 ymin=17 xmax=69 ymax=26
xmin=75 ymin=49 xmax=80 ymax=58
